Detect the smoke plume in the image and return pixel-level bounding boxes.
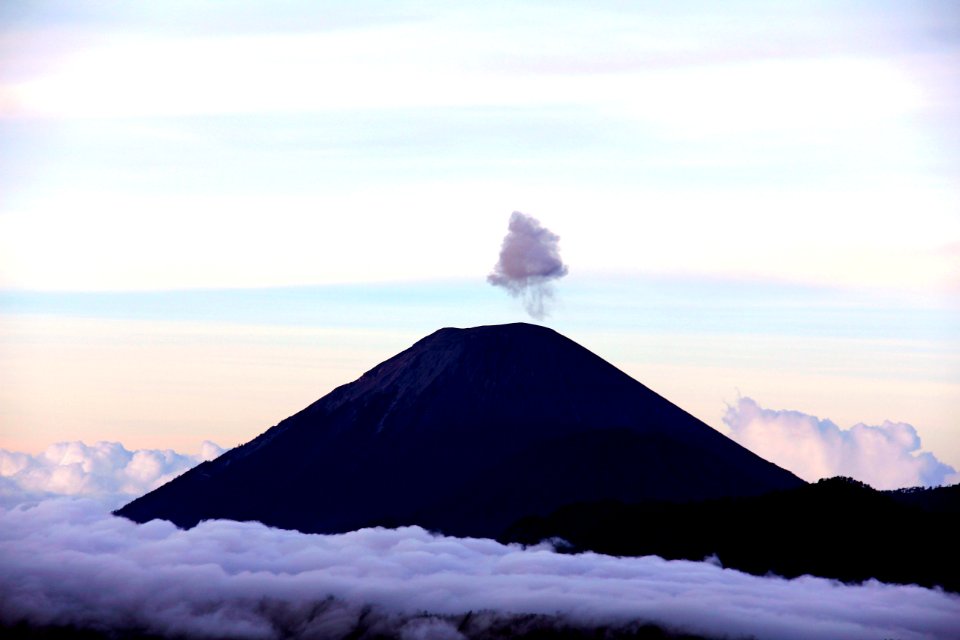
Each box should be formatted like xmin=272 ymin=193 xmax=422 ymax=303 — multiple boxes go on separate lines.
xmin=723 ymin=397 xmax=959 ymax=489
xmin=488 ymin=212 xmax=568 ymax=319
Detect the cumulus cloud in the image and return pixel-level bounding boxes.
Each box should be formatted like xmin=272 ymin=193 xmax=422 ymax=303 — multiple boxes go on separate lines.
xmin=0 ymin=440 xmax=224 ymax=508
xmin=1 ymin=498 xmax=958 ymax=640
xmin=723 ymin=397 xmax=959 ymax=489
xmin=488 ymin=211 xmax=568 ymax=319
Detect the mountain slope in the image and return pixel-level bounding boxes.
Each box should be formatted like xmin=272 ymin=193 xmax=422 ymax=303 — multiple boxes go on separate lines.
xmin=117 ymin=323 xmax=803 ymax=536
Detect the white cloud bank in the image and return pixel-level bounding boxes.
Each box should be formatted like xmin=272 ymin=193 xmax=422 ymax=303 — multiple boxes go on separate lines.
xmin=1 ymin=497 xmax=958 ymax=640
xmin=0 ymin=440 xmax=223 ymax=508
xmin=724 ymin=397 xmax=959 ymax=489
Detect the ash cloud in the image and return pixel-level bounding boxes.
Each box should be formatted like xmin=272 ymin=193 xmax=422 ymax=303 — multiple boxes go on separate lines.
xmin=488 ymin=212 xmax=568 ymax=319
xmin=724 ymin=397 xmax=959 ymax=489
xmin=1 ymin=493 xmax=958 ymax=640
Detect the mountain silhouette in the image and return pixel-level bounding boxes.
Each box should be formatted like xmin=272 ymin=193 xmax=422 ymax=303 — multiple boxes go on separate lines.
xmin=117 ymin=323 xmax=803 ymax=536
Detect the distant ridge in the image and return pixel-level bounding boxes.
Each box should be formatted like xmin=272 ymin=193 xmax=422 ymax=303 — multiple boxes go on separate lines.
xmin=505 ymin=476 xmax=960 ymax=592
xmin=117 ymin=323 xmax=804 ymax=536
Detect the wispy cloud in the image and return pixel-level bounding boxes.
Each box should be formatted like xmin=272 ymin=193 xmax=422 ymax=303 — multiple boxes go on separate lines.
xmin=723 ymin=397 xmax=958 ymax=489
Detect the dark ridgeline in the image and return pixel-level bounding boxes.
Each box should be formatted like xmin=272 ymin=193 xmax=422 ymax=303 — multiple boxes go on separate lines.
xmin=505 ymin=476 xmax=960 ymax=593
xmin=116 ymin=322 xmax=803 ymax=536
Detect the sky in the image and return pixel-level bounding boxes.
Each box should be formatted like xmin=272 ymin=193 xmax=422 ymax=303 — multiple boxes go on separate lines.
xmin=0 ymin=1 xmax=959 ymax=483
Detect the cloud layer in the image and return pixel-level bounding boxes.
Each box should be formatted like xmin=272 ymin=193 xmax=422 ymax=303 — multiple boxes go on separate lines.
xmin=0 ymin=440 xmax=223 ymax=508
xmin=1 ymin=497 xmax=958 ymax=640
xmin=723 ymin=397 xmax=959 ymax=489
xmin=488 ymin=212 xmax=568 ymax=319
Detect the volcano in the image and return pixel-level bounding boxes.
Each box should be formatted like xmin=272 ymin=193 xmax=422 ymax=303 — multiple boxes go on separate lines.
xmin=117 ymin=323 xmax=803 ymax=536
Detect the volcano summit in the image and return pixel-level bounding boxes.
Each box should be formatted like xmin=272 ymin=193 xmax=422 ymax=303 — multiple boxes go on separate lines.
xmin=117 ymin=323 xmax=803 ymax=536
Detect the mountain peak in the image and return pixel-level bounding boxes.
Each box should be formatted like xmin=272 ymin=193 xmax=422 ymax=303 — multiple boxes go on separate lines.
xmin=117 ymin=324 xmax=803 ymax=536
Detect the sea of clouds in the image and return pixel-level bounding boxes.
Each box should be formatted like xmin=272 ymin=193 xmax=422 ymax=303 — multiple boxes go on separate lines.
xmin=2 ymin=439 xmax=959 ymax=639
